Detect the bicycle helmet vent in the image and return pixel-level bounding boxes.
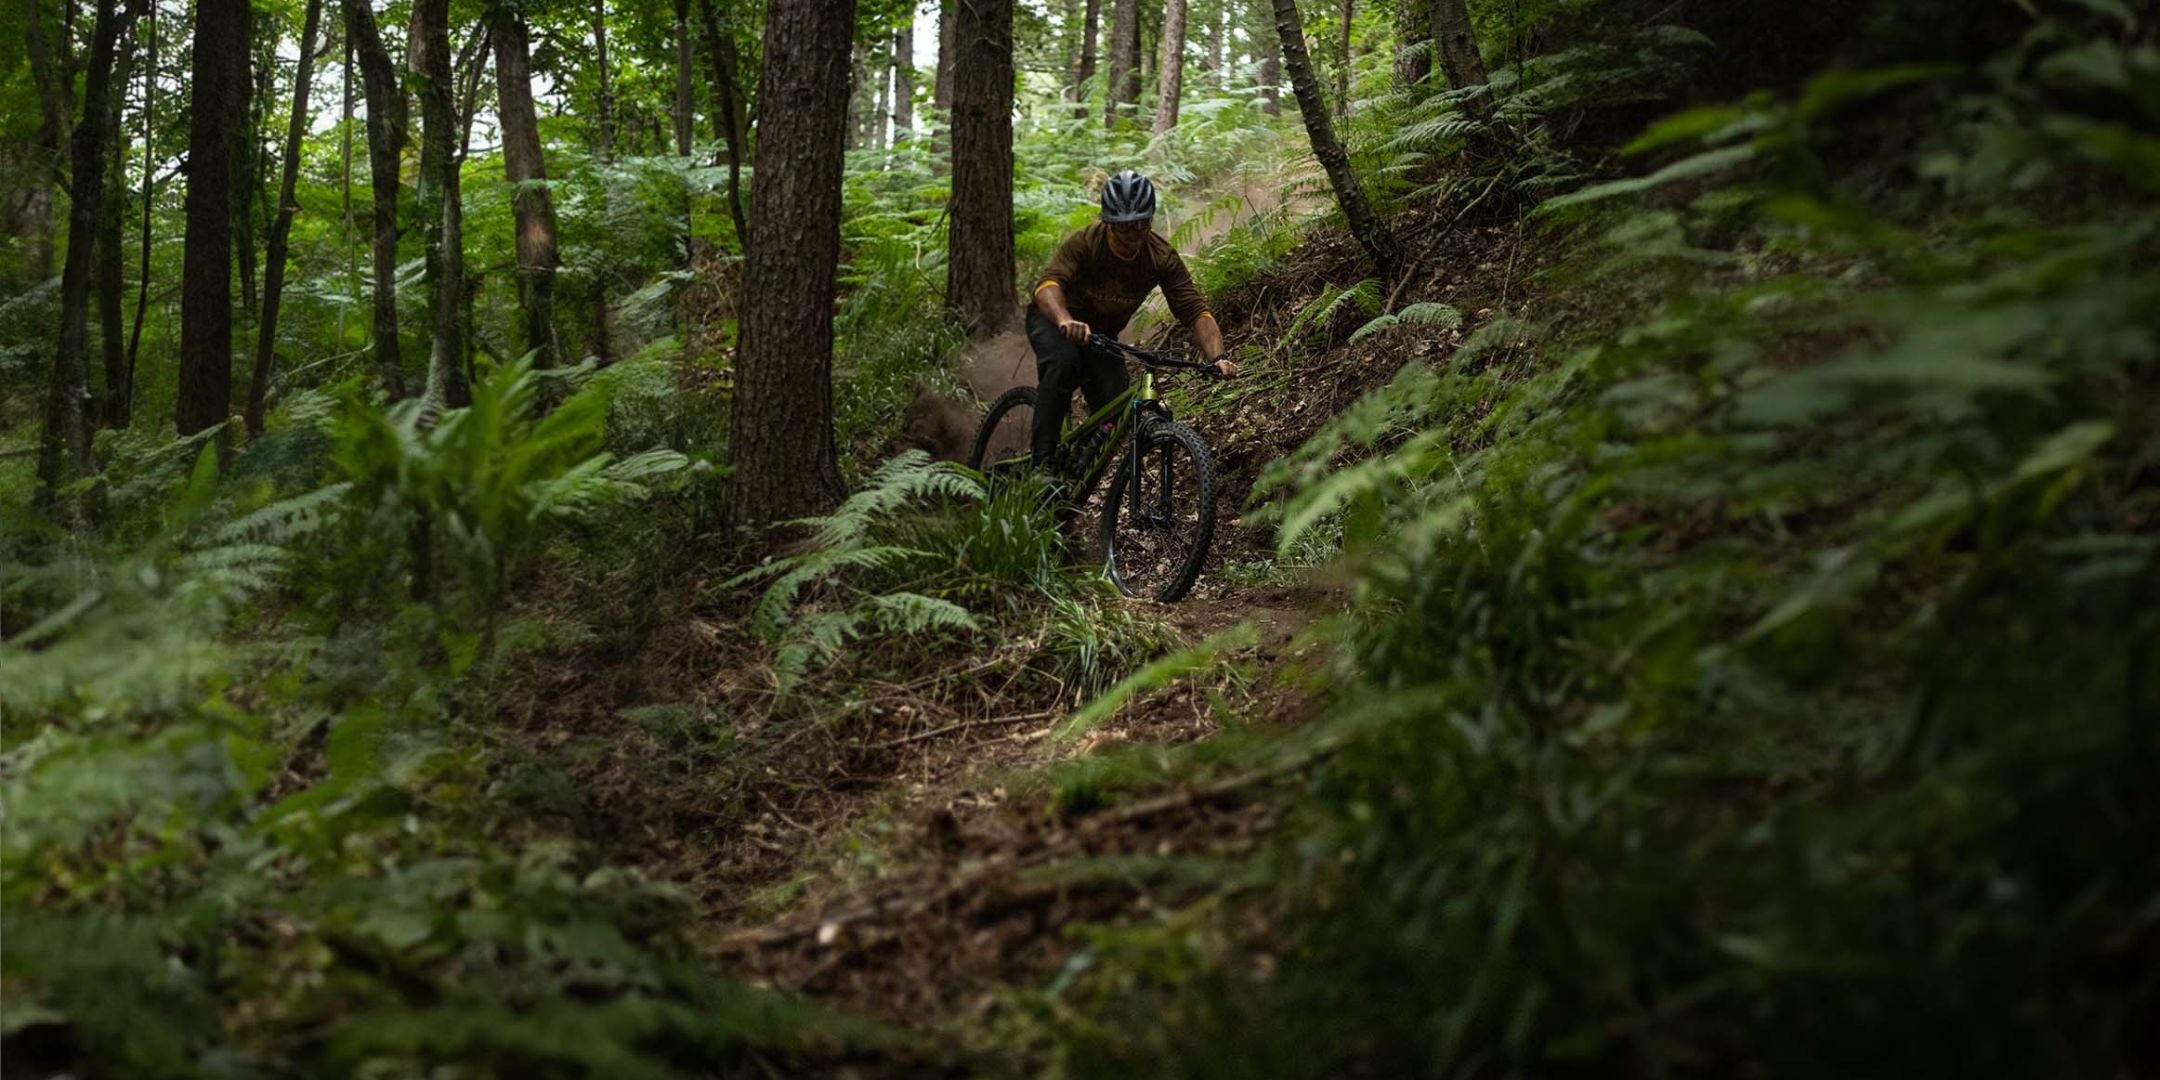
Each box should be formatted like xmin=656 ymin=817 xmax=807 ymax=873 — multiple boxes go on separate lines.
xmin=1100 ymin=170 xmax=1157 ymax=223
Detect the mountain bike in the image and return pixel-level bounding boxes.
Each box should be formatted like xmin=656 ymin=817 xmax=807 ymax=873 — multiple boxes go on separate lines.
xmin=967 ymin=334 xmax=1220 ymax=603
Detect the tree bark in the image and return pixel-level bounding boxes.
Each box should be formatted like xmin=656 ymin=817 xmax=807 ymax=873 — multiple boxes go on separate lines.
xmin=695 ymin=0 xmax=749 ymax=247
xmin=348 ymin=0 xmax=407 ymax=398
xmin=892 ymin=21 xmax=913 ymax=139
xmin=1153 ymin=0 xmax=1186 ymax=133
xmin=1104 ymin=0 xmax=1138 ymax=127
xmin=1431 ymin=0 xmax=1483 ymax=89
xmin=1335 ymin=0 xmax=1353 ymax=115
xmin=1271 ymin=0 xmax=1395 ymax=276
xmin=592 ymin=0 xmax=616 ymax=158
xmin=1394 ymin=0 xmax=1430 ymax=87
xmin=1071 ymin=0 xmax=1098 ymax=117
xmin=493 ymin=2 xmax=563 ymax=368
xmin=412 ymin=0 xmax=468 ymax=410
xmin=244 ymin=0 xmax=325 ymax=435
xmin=39 ymin=0 xmax=132 ymax=510
xmin=674 ymin=0 xmax=695 ymax=156
xmin=1256 ymin=0 xmax=1280 ymax=114
xmin=125 ymin=1 xmax=156 ymax=410
xmin=934 ymin=0 xmax=954 ymax=116
xmin=948 ymin=0 xmax=1015 ymax=336
xmin=339 ymin=20 xmax=355 ymax=346
xmin=730 ymin=0 xmax=854 ymax=527
xmin=177 ymin=0 xmax=249 ymax=436
xmin=24 ymin=0 xmax=75 ymax=284
xmin=849 ymin=42 xmax=872 ymax=149
xmin=869 ymin=44 xmax=888 ymax=150
xmin=236 ymin=34 xmax=274 ymax=319
xmin=97 ymin=21 xmax=132 ymax=428
xmin=589 ymin=0 xmax=615 ymax=364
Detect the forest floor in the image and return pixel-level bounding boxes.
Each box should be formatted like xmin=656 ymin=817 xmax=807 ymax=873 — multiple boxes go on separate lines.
xmin=507 ymin=194 xmax=1532 ymax=1067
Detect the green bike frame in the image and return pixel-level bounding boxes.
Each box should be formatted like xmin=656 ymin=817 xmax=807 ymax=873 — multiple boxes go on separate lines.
xmin=1061 ymin=370 xmax=1159 ymax=490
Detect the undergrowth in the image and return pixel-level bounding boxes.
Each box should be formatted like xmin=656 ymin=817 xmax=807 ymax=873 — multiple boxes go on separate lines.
xmin=1046 ymin=9 xmax=2160 ymax=1077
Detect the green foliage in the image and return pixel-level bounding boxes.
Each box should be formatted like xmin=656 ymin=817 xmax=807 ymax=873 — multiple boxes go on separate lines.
xmin=1033 ymin=592 xmax=1187 ymax=705
xmin=1349 ymin=300 xmax=1463 ymax=344
xmin=1279 ymin=278 xmax=1381 ymax=350
xmin=2 ymin=445 xmax=868 ymax=1079
xmin=729 ymin=452 xmax=991 ymax=693
xmin=1058 ymin=17 xmax=2160 ymax=1077
xmin=1053 ymin=623 xmax=1258 ymax=743
xmin=330 ymin=356 xmax=688 ymax=617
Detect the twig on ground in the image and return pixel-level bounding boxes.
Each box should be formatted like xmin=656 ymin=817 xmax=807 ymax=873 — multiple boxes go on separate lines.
xmin=869 ymin=710 xmax=1057 ymax=750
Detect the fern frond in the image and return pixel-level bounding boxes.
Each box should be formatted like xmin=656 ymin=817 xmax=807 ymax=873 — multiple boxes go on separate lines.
xmin=864 ymin=592 xmax=980 ymax=635
xmin=212 ymin=483 xmax=354 ymax=545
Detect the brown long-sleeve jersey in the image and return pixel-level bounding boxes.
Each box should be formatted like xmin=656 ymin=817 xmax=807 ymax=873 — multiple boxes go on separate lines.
xmin=1030 ymin=223 xmax=1211 ymax=337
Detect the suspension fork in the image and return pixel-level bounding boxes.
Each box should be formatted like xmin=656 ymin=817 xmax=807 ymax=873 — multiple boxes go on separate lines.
xmin=1126 ymin=372 xmax=1174 ymax=525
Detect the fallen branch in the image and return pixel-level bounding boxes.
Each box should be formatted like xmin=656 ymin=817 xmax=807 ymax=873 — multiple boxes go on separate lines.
xmin=868 ymin=710 xmax=1056 ymax=750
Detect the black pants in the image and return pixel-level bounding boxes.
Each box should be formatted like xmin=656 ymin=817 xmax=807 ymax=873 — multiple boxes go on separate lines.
xmin=1026 ymin=307 xmax=1129 ymax=466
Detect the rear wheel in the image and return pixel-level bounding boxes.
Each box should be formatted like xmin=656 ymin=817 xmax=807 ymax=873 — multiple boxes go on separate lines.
xmin=968 ymin=386 xmax=1038 ymax=477
xmin=1098 ymin=420 xmax=1217 ymax=602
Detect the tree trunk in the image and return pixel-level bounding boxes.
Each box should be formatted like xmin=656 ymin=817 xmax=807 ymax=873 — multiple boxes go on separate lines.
xmin=25 ymin=0 xmax=74 ymax=156
xmin=236 ymin=35 xmax=275 ymax=320
xmin=592 ymin=0 xmax=616 ymax=158
xmin=1256 ymin=0 xmax=1280 ymax=115
xmin=1394 ymin=0 xmax=1430 ymax=87
xmin=97 ymin=21 xmax=132 ymax=429
xmin=1201 ymin=0 xmax=1220 ymax=90
xmin=1138 ymin=4 xmax=1153 ymax=117
xmin=730 ymin=0 xmax=854 ymax=527
xmin=244 ymin=0 xmax=324 ymax=435
xmin=452 ymin=28 xmax=487 ymax=381
xmin=24 ymin=0 xmax=74 ymax=285
xmin=948 ymin=0 xmax=1015 ymax=336
xmin=1071 ymin=0 xmax=1098 ymax=117
xmin=870 ymin=45 xmax=888 ymax=150
xmin=674 ymin=0 xmax=695 ymax=156
xmin=1431 ymin=0 xmax=1483 ymax=89
xmin=588 ymin=0 xmax=616 ymax=365
xmin=125 ymin=1 xmax=156 ymax=411
xmin=494 ymin=1 xmax=563 ymax=368
xmin=1153 ymin=0 xmax=1186 ymax=133
xmin=934 ymin=0 xmax=954 ymax=115
xmin=1334 ymin=0 xmax=1353 ymax=115
xmin=1104 ymin=0 xmax=1138 ymax=127
xmin=695 ymin=0 xmax=749 ymax=247
xmin=850 ymin=42 xmax=872 ymax=149
xmin=339 ymin=21 xmax=354 ymax=346
xmin=177 ymin=0 xmax=249 ymax=436
xmin=892 ymin=21 xmax=913 ymax=139
xmin=39 ymin=0 xmax=131 ymax=510
xmin=412 ymin=0 xmax=467 ymax=410
xmin=1271 ymin=0 xmax=1394 ymax=276
xmin=348 ymin=0 xmax=407 ymax=398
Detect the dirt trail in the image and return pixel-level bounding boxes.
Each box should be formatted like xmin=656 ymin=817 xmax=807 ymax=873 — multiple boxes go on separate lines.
xmin=708 ymin=584 xmax=1326 ymax=1039
xmin=529 ymin=189 xmax=1505 ymax=1066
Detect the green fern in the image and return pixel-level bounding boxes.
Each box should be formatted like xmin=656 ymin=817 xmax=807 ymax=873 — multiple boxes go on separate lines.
xmin=730 ymin=452 xmax=992 ymax=696
xmin=1281 ymin=279 xmax=1383 ymax=350
xmin=1350 ymin=302 xmax=1465 ymax=344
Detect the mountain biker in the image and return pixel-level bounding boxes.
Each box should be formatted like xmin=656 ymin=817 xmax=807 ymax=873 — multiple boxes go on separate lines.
xmin=1026 ymin=170 xmax=1239 ymax=467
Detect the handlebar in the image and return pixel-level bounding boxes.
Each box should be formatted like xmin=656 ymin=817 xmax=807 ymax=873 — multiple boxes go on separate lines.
xmin=1088 ymin=333 xmax=1222 ymax=375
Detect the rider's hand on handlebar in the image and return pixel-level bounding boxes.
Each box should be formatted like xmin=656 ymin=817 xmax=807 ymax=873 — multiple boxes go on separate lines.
xmin=1213 ymin=357 xmax=1240 ymax=378
xmin=1059 ymin=318 xmax=1092 ymax=345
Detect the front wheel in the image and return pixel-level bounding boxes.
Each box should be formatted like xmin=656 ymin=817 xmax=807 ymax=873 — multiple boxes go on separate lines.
xmin=1099 ymin=420 xmax=1217 ymax=602
xmin=968 ymin=386 xmax=1038 ymax=477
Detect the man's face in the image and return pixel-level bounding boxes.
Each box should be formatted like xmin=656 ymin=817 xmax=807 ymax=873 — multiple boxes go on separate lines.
xmin=1106 ymin=217 xmax=1152 ymax=254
